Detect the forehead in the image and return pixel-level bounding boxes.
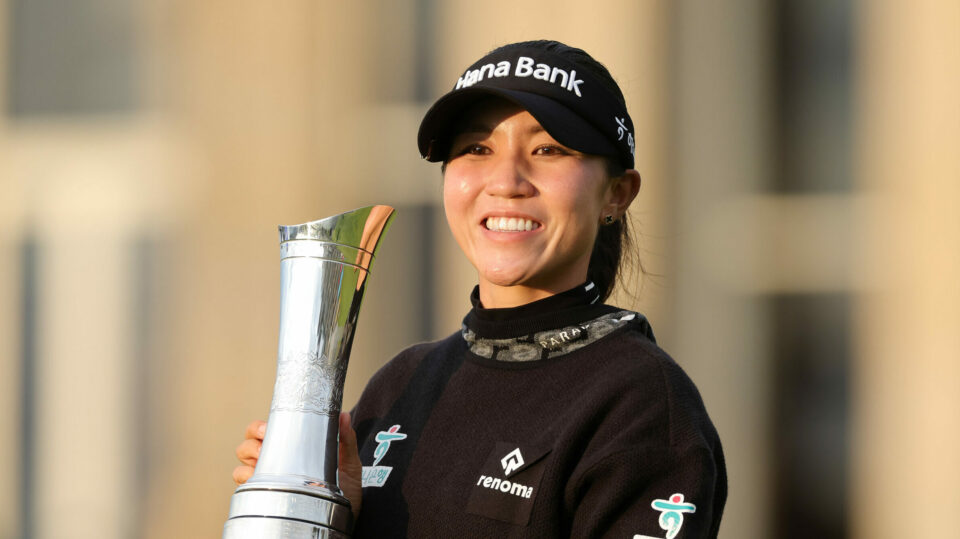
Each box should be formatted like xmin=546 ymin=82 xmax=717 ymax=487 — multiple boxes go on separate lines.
xmin=449 ymin=97 xmax=542 ymax=137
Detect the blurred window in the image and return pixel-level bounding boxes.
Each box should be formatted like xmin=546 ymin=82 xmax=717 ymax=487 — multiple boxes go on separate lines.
xmin=369 ymin=0 xmax=435 ymax=103
xmin=6 ymin=0 xmax=142 ymax=117
xmin=772 ymin=0 xmax=852 ymax=192
xmin=770 ymin=293 xmax=850 ymax=539
xmin=387 ymin=204 xmax=440 ymax=341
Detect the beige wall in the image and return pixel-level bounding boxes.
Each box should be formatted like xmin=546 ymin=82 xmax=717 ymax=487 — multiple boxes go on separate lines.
xmin=853 ymin=1 xmax=960 ymax=537
xmin=670 ymin=3 xmax=772 ymax=536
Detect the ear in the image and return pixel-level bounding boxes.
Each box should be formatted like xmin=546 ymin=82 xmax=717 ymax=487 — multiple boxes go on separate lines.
xmin=603 ymin=169 xmax=641 ymax=219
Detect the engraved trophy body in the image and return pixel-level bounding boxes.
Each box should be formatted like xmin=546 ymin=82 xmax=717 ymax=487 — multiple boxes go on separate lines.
xmin=223 ymin=205 xmax=395 ymax=538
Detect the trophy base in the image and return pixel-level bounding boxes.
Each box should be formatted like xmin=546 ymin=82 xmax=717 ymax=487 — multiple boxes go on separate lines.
xmin=223 ymin=517 xmax=350 ymax=538
xmin=223 ymin=484 xmax=353 ymax=538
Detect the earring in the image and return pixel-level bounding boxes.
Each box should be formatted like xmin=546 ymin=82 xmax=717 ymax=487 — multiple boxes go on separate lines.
xmin=604 ymin=215 xmax=615 ymax=225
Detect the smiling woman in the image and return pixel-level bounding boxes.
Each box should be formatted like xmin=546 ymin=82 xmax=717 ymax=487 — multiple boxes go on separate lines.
xmin=442 ymin=99 xmax=638 ymax=308
xmin=234 ymin=40 xmax=727 ymax=538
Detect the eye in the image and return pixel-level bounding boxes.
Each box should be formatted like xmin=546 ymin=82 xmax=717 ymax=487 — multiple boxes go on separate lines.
xmin=533 ymin=145 xmax=569 ymax=156
xmin=452 ymin=143 xmax=490 ymax=157
xmin=466 ymin=144 xmax=489 ymax=155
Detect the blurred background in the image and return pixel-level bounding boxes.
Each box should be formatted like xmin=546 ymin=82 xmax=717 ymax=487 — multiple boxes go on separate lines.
xmin=1 ymin=0 xmax=957 ymax=537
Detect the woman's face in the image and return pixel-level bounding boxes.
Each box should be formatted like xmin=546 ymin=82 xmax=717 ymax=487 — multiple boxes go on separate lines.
xmin=442 ymin=99 xmax=618 ymax=307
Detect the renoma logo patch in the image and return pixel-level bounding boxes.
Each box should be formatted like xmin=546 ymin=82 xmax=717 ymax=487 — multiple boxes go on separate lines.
xmin=466 ymin=442 xmax=549 ymax=526
xmin=361 ymin=424 xmax=406 ymax=488
xmin=475 ymin=447 xmax=534 ymax=499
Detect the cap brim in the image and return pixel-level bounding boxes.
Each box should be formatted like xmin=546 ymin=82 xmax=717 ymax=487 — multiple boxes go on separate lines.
xmin=417 ymin=87 xmax=617 ymax=162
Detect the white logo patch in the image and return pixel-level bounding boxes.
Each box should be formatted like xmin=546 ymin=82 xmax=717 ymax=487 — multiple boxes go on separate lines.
xmin=361 ymin=466 xmax=392 ymax=488
xmin=501 ymin=447 xmax=524 ymax=477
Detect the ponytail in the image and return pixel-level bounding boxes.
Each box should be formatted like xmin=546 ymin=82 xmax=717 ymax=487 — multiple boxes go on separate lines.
xmin=588 ymin=217 xmax=628 ymax=302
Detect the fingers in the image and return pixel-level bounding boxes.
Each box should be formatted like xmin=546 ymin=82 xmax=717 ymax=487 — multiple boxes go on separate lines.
xmin=236 ymin=420 xmax=265 ymax=468
xmin=233 ymin=419 xmax=266 ymax=486
xmin=245 ymin=420 xmax=267 ymax=440
xmin=338 ymin=413 xmax=362 ymax=481
xmin=338 ymin=412 xmax=363 ymax=519
xmin=236 ymin=437 xmax=262 ymax=466
xmin=233 ymin=464 xmax=255 ymax=486
xmin=338 ymin=413 xmax=359 ymax=465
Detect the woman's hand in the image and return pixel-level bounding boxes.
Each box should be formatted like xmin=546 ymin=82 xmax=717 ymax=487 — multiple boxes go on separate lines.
xmin=233 ymin=420 xmax=266 ymax=485
xmin=231 ymin=415 xmax=363 ymax=520
xmin=338 ymin=412 xmax=363 ymax=519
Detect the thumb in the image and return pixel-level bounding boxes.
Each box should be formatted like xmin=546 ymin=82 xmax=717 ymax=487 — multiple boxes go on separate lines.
xmin=338 ymin=412 xmax=363 ymax=519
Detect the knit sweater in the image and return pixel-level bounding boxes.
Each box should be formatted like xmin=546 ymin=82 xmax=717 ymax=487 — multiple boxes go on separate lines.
xmin=350 ymin=284 xmax=726 ymax=538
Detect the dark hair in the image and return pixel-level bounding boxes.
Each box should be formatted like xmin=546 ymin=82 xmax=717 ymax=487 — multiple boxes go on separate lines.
xmin=487 ymin=40 xmax=637 ymax=302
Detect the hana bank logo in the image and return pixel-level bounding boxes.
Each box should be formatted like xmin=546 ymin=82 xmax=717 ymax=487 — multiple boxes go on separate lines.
xmin=633 ymin=493 xmax=696 ymax=539
xmin=372 ymin=424 xmax=406 ymax=466
xmin=615 ymin=116 xmax=636 ymax=157
xmin=362 ymin=424 xmax=407 ymax=488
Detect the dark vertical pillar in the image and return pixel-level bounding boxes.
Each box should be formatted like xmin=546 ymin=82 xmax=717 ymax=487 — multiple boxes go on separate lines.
xmin=413 ymin=0 xmax=436 ymax=103
xmin=129 ymin=237 xmax=157 ymax=538
xmin=770 ymin=294 xmax=850 ymax=539
xmin=20 ymin=238 xmax=37 ymax=539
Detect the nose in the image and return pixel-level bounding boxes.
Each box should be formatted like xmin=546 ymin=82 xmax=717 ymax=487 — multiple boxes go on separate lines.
xmin=484 ymin=152 xmax=536 ymax=198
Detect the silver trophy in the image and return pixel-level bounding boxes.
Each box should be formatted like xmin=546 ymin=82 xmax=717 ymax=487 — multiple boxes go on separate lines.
xmin=223 ymin=205 xmax=396 ymax=538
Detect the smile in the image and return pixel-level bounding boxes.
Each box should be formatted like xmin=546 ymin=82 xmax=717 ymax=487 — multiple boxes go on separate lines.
xmin=484 ymin=217 xmax=541 ymax=232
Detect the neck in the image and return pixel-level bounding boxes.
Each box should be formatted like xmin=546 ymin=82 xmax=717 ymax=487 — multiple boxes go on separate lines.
xmin=477 ymin=275 xmax=590 ymax=309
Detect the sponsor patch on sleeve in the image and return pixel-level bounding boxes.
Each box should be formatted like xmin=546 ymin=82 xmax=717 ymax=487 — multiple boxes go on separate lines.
xmin=361 ymin=424 xmax=407 ymax=488
xmin=635 ymin=492 xmax=697 ymax=539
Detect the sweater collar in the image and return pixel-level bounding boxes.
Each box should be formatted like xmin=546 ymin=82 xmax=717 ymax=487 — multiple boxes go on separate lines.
xmin=464 ymin=281 xmax=618 ymax=339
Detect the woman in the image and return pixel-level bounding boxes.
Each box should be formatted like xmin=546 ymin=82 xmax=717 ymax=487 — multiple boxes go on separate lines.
xmin=235 ymin=40 xmax=726 ymax=538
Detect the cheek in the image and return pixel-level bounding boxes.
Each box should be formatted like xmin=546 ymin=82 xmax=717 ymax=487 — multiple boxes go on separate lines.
xmin=442 ymin=177 xmax=472 ymax=245
xmin=553 ymin=174 xmax=607 ymax=243
xmin=441 ymin=181 xmax=460 ymax=225
xmin=441 ymin=179 xmax=455 ymax=208
xmin=553 ymin=178 xmax=605 ymax=222
xmin=442 ymin=173 xmax=480 ymax=221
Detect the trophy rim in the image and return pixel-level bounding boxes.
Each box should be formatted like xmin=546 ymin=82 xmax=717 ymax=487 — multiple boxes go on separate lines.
xmin=278 ymin=205 xmax=396 ymax=244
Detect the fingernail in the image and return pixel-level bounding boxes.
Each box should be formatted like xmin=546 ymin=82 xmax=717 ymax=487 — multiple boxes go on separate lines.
xmin=258 ymin=424 xmax=266 ymax=437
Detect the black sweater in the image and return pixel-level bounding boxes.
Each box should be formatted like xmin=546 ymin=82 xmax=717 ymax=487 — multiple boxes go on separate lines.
xmin=351 ymin=284 xmax=726 ymax=538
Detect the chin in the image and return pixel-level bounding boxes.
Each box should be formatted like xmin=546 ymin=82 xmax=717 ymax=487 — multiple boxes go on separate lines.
xmin=482 ymin=274 xmax=527 ymax=288
xmin=480 ymin=266 xmax=533 ymax=288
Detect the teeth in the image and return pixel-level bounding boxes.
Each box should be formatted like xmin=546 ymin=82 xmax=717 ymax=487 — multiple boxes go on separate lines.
xmin=485 ymin=217 xmax=540 ymax=232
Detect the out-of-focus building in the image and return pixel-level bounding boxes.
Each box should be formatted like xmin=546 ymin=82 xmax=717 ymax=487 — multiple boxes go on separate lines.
xmin=0 ymin=1 xmax=957 ymax=538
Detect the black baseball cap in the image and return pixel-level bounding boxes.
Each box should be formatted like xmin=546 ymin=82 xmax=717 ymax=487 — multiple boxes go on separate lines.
xmin=417 ymin=43 xmax=636 ymax=169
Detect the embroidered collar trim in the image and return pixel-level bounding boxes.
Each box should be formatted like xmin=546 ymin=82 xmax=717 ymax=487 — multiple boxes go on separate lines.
xmin=462 ymin=310 xmax=638 ymax=362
